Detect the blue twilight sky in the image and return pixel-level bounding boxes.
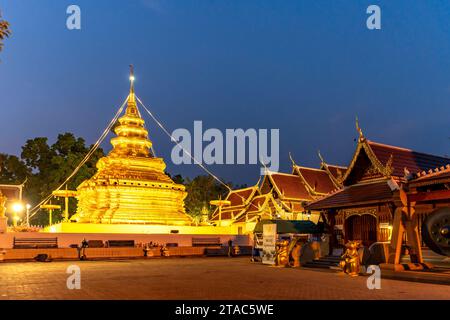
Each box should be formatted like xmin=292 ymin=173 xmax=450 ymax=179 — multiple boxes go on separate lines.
xmin=0 ymin=0 xmax=449 ymax=185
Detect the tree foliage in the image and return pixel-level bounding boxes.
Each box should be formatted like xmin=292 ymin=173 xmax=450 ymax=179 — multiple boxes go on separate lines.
xmin=184 ymin=175 xmax=230 ymax=221
xmin=0 ymin=11 xmax=11 ymax=53
xmin=170 ymin=174 xmax=246 ymax=222
xmin=0 ymin=133 xmax=105 ymax=225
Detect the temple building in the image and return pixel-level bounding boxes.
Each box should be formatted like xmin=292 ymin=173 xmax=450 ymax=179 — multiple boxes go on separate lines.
xmin=405 ymin=165 xmax=450 ymax=257
xmin=210 ymin=159 xmax=345 ymax=233
xmin=72 ymin=69 xmax=192 ymax=226
xmin=306 ymin=125 xmax=450 ymax=260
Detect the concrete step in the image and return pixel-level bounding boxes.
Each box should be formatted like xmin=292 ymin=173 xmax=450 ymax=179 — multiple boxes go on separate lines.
xmin=303 ymin=255 xmax=341 ymax=269
xmin=303 ymin=263 xmax=332 ymax=269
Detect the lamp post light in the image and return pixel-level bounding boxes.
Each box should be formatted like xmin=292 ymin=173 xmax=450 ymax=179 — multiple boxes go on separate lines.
xmin=210 ymin=199 xmax=231 ymax=227
xmin=11 ymin=202 xmax=24 ymax=227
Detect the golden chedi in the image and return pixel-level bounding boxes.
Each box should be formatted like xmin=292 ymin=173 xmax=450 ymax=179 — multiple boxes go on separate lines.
xmin=73 ymin=68 xmax=192 ymax=226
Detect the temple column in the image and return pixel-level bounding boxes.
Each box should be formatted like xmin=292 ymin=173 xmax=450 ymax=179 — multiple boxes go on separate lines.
xmin=405 ymin=200 xmax=423 ymax=263
xmin=387 ymin=201 xmax=405 ymax=265
xmin=327 ymin=209 xmax=337 ymax=256
xmin=384 ymin=189 xmax=426 ymax=270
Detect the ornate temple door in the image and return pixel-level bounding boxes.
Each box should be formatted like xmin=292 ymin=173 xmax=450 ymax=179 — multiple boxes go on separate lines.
xmin=345 ymin=214 xmax=377 ymax=247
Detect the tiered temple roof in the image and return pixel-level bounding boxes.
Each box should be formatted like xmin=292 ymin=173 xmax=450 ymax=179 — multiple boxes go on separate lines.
xmin=306 ymin=129 xmax=450 ymax=211
xmin=211 ymin=160 xmax=344 ymax=224
xmin=209 ymin=186 xmax=259 ymax=221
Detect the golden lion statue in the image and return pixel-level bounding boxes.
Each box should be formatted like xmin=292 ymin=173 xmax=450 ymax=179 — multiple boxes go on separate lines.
xmin=276 ymin=239 xmax=290 ymax=267
xmin=339 ymin=240 xmax=361 ymax=276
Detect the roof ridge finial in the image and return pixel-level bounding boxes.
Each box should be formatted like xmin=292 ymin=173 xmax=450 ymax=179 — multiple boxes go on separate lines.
xmin=356 ymin=116 xmax=364 ymax=140
xmin=289 ymin=152 xmax=297 ymax=167
xmin=255 ymin=175 xmax=262 ymax=188
xmin=318 ymin=150 xmax=325 ymax=164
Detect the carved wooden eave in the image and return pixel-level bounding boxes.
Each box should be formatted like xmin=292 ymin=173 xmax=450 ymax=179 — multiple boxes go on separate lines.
xmin=292 ymin=166 xmax=316 ymax=196
xmin=317 ymin=152 xmax=345 ymax=189
xmin=340 ymin=136 xmax=394 ymax=186
xmin=409 ymin=164 xmax=450 ymax=188
xmin=288 ymin=154 xmax=322 ymax=197
xmin=233 ymin=193 xmax=272 ymax=223
xmin=210 ymin=184 xmax=260 ymax=219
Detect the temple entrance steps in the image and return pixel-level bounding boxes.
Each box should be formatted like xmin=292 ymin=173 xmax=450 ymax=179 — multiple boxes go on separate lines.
xmin=401 ymin=248 xmax=450 ymax=268
xmin=302 ymin=255 xmax=341 ymax=269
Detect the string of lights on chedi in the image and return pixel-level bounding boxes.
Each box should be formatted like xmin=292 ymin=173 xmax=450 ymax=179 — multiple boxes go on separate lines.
xmin=43 ymin=66 xmax=235 ymax=235
xmin=73 ymin=66 xmax=191 ymax=226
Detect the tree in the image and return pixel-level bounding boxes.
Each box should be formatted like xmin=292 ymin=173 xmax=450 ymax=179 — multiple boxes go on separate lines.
xmin=17 ymin=133 xmax=105 ymax=225
xmin=0 ymin=154 xmax=29 ymax=184
xmin=183 ymin=175 xmax=230 ymax=221
xmin=0 ymin=11 xmax=11 ymax=53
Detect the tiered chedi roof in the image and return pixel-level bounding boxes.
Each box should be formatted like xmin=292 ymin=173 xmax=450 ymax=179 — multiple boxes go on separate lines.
xmin=73 ymin=69 xmax=191 ymax=225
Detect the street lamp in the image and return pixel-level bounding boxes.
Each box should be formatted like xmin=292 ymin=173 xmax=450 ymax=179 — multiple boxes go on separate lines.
xmin=11 ymin=202 xmax=24 ymax=227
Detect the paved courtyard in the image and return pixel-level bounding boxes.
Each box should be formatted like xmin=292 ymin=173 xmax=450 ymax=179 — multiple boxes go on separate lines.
xmin=1 ymin=257 xmax=449 ymax=300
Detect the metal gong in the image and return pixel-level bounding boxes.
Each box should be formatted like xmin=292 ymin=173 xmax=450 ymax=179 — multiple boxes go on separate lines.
xmin=422 ymin=207 xmax=450 ymax=257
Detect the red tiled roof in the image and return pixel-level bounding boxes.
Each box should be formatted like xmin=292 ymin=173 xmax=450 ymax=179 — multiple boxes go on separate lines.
xmin=325 ymin=165 xmax=346 ymax=179
xmin=306 ymin=180 xmax=397 ymax=210
xmin=291 ymin=202 xmax=304 ymax=212
xmin=227 ymin=188 xmax=255 ymax=206
xmin=246 ymin=195 xmax=268 ymax=214
xmin=212 ymin=209 xmax=243 ymax=220
xmin=296 ymin=167 xmax=336 ymax=194
xmin=368 ymin=141 xmax=450 ymax=177
xmin=236 ymin=195 xmax=274 ymax=222
xmin=210 ymin=187 xmax=257 ymax=221
xmin=269 ymin=173 xmax=313 ymax=200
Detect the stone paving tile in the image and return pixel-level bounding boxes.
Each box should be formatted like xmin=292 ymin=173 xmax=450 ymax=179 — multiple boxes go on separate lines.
xmin=0 ymin=257 xmax=449 ymax=300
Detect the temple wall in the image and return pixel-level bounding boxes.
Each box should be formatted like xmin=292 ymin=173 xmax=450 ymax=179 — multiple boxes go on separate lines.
xmin=0 ymin=230 xmax=251 ymax=249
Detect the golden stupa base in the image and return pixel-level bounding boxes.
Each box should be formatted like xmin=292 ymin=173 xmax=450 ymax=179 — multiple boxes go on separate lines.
xmin=42 ymin=222 xmax=239 ymax=235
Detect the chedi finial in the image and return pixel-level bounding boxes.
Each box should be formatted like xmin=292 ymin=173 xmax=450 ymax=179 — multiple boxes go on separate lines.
xmin=126 ymin=65 xmax=138 ymax=114
xmin=129 ymin=64 xmax=135 ymax=94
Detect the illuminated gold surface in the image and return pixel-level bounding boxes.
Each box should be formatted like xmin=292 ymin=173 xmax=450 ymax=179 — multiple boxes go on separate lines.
xmin=0 ymin=192 xmax=6 ymax=217
xmin=276 ymin=239 xmax=289 ymax=267
xmin=72 ymin=69 xmax=191 ymax=226
xmin=43 ymin=222 xmax=237 ymax=234
xmin=339 ymin=240 xmax=361 ymax=276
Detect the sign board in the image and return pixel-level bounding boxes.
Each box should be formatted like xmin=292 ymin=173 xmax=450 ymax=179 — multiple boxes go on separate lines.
xmin=262 ymin=223 xmax=277 ymax=265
